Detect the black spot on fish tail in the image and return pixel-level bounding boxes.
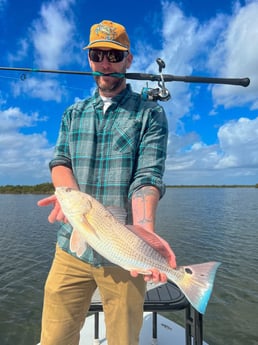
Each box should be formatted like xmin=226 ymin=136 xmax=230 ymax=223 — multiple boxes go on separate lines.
xmin=185 ymin=267 xmax=193 ymax=274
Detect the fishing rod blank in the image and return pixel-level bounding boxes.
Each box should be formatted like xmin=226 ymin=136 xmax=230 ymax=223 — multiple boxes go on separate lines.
xmin=0 ymin=66 xmax=250 ymax=87
xmin=0 ymin=66 xmax=94 ymax=76
xmin=125 ymin=73 xmax=250 ymax=87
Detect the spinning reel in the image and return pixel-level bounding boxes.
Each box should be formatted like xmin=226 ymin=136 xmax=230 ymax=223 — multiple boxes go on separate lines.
xmin=141 ymin=58 xmax=171 ymax=102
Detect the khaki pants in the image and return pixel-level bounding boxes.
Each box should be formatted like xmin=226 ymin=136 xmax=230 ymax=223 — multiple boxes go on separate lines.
xmin=40 ymin=245 xmax=146 ymax=345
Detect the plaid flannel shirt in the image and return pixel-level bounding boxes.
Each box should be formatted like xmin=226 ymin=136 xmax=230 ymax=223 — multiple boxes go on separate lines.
xmin=49 ymin=84 xmax=168 ymax=266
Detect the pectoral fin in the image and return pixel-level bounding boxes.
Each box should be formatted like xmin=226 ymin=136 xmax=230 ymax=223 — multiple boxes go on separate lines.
xmin=133 ymin=269 xmax=152 ymax=275
xmin=70 ymin=228 xmax=88 ymax=257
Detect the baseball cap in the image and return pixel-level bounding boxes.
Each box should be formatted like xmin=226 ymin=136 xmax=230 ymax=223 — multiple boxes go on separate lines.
xmin=83 ymin=20 xmax=130 ymax=51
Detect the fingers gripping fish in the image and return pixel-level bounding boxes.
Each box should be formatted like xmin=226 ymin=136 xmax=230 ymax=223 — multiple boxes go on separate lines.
xmin=55 ymin=187 xmax=221 ymax=314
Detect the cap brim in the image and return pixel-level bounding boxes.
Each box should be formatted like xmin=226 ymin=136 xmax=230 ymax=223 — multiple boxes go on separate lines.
xmin=83 ymin=41 xmax=128 ymax=51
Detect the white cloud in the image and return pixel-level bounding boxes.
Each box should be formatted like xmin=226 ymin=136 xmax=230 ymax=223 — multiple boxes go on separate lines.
xmin=0 ymin=107 xmax=53 ymax=185
xmin=216 ymin=117 xmax=258 ymax=168
xmin=132 ymin=1 xmax=232 ymax=130
xmin=7 ymin=39 xmax=29 ymax=64
xmin=130 ymin=1 xmax=258 ymax=184
xmin=11 ymin=77 xmax=66 ymax=102
xmin=209 ymin=1 xmax=258 ymax=108
xmin=0 ymin=132 xmax=53 ymax=182
xmin=132 ymin=1 xmax=257 ymax=119
xmin=7 ymin=0 xmax=84 ymax=104
xmin=31 ymin=0 xmax=78 ymax=69
xmin=165 ymin=116 xmax=258 ymax=184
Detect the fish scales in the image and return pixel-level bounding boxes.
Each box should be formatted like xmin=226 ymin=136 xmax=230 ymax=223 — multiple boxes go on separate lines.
xmin=85 ymin=200 xmax=170 ymax=272
xmin=55 ymin=187 xmax=221 ymax=314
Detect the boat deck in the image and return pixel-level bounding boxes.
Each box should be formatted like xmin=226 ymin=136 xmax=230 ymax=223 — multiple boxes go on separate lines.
xmin=88 ymin=281 xmax=203 ymax=345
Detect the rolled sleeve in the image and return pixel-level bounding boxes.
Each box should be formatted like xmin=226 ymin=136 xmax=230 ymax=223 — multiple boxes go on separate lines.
xmin=49 ymin=156 xmax=72 ymax=171
xmin=49 ymin=108 xmax=72 ymax=171
xmin=128 ymin=104 xmax=168 ymax=199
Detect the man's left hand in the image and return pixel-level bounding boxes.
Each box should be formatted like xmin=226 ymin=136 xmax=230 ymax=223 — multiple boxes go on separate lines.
xmin=130 ymin=269 xmax=168 ymax=283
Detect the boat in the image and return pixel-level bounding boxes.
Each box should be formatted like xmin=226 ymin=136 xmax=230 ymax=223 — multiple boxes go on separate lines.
xmin=80 ymin=311 xmax=208 ymax=345
xmin=80 ymin=281 xmax=208 ymax=345
xmin=38 ymin=281 xmax=208 ymax=345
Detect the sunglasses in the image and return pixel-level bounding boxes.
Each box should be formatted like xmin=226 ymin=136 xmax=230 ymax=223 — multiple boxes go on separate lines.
xmin=89 ymin=49 xmax=129 ymax=63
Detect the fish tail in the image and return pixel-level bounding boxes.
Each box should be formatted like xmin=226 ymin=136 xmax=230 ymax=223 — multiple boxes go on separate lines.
xmin=168 ymin=261 xmax=221 ymax=314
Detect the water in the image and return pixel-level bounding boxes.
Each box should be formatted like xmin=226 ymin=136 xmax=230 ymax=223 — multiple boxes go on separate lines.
xmin=0 ymin=188 xmax=258 ymax=345
xmin=0 ymin=195 xmax=56 ymax=345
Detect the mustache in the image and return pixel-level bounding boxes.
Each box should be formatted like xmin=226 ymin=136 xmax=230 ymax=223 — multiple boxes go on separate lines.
xmin=94 ymin=75 xmax=125 ymax=92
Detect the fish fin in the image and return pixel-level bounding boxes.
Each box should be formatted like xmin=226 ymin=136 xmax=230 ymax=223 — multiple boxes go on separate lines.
xmin=170 ymin=261 xmax=221 ymax=314
xmin=107 ymin=206 xmax=127 ymax=224
xmin=70 ymin=228 xmax=88 ymax=257
xmin=126 ymin=225 xmax=176 ymax=266
xmin=131 ymin=268 xmax=152 ymax=275
xmin=146 ymin=281 xmax=166 ymax=291
xmin=81 ymin=213 xmax=99 ymax=235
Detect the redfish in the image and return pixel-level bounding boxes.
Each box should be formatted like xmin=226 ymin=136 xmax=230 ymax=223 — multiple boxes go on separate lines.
xmin=55 ymin=187 xmax=220 ymax=314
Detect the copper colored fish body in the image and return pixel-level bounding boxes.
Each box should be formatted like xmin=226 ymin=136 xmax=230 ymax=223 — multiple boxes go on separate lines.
xmin=55 ymin=187 xmax=220 ymax=314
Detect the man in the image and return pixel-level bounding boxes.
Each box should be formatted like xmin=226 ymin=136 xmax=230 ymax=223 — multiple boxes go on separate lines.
xmin=38 ymin=20 xmax=176 ymax=345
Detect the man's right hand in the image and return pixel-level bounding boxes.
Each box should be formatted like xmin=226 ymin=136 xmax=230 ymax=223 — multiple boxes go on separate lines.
xmin=37 ymin=195 xmax=67 ymax=223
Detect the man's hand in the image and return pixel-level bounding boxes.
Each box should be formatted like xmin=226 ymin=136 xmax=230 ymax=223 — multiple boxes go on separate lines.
xmin=130 ymin=248 xmax=176 ymax=283
xmin=130 ymin=269 xmax=168 ymax=283
xmin=37 ymin=195 xmax=67 ymax=223
xmin=127 ymin=224 xmax=177 ymax=283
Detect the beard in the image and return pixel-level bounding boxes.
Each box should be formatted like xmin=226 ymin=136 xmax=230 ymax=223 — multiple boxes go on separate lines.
xmin=94 ymin=75 xmax=125 ymax=93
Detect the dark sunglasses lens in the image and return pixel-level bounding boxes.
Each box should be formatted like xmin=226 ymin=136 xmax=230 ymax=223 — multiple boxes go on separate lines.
xmin=89 ymin=50 xmax=103 ymax=62
xmin=89 ymin=49 xmax=126 ymax=63
xmin=107 ymin=50 xmax=124 ymax=62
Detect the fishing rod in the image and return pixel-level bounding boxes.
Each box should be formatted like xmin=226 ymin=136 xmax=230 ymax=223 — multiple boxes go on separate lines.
xmin=0 ymin=58 xmax=250 ymax=102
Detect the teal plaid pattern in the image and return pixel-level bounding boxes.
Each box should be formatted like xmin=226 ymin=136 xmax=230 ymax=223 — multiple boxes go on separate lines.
xmin=50 ymin=84 xmax=168 ymax=265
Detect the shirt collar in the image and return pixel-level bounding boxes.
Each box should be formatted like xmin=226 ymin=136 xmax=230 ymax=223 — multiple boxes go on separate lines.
xmin=93 ymin=84 xmax=132 ymax=107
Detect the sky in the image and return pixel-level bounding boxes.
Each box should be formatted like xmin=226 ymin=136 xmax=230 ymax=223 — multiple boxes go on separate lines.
xmin=0 ymin=0 xmax=258 ymax=186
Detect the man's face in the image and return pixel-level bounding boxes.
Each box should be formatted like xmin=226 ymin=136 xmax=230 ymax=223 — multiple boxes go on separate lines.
xmin=88 ymin=48 xmax=133 ymax=96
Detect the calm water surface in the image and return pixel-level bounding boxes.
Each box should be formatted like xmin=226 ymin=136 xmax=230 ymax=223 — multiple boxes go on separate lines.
xmin=0 ymin=188 xmax=258 ymax=345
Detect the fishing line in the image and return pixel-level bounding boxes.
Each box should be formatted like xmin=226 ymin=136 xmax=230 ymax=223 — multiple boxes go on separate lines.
xmin=0 ymin=71 xmax=88 ymax=95
xmin=0 ymin=74 xmax=21 ymax=81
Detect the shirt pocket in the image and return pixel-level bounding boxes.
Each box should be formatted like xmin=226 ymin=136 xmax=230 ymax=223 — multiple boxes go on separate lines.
xmin=112 ymin=121 xmax=142 ymax=153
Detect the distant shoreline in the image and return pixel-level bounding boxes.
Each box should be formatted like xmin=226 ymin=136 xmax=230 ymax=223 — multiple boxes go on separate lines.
xmin=0 ymin=183 xmax=55 ymax=194
xmin=0 ymin=182 xmax=257 ymax=194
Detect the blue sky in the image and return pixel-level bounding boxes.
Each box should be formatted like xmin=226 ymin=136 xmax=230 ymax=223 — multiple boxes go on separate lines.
xmin=0 ymin=0 xmax=257 ymax=185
